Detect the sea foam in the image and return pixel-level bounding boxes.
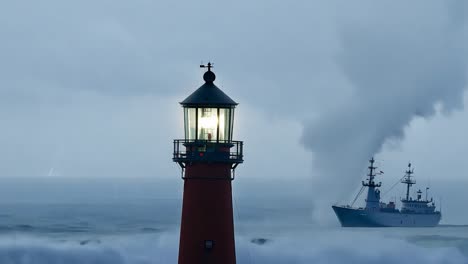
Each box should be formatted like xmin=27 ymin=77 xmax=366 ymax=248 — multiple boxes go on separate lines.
xmin=0 ymin=229 xmax=466 ymax=264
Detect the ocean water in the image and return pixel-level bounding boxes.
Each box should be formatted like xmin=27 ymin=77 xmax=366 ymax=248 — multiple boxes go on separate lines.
xmin=0 ymin=202 xmax=467 ymax=264
xmin=0 ymin=178 xmax=466 ymax=263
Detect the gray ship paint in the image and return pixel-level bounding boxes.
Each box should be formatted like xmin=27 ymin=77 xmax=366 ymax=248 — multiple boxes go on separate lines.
xmin=333 ymin=158 xmax=441 ymax=227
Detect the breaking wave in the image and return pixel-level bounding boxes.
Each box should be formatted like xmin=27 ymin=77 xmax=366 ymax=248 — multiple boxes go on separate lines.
xmin=0 ymin=230 xmax=466 ymax=264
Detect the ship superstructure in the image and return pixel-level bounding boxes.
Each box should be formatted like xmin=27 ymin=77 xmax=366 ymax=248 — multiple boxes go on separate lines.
xmin=332 ymin=158 xmax=441 ymax=227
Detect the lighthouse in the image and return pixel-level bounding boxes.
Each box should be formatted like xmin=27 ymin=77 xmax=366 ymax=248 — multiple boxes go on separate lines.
xmin=173 ymin=63 xmax=244 ymax=264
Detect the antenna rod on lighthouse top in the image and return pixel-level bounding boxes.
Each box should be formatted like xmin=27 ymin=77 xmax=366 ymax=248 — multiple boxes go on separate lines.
xmin=200 ymin=62 xmax=213 ymax=72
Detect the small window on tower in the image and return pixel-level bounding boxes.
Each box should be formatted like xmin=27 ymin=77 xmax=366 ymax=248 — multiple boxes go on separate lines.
xmin=204 ymin=240 xmax=214 ymax=250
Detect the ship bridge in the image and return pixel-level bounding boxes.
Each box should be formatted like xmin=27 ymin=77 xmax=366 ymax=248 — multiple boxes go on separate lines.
xmin=400 ymin=165 xmax=438 ymax=214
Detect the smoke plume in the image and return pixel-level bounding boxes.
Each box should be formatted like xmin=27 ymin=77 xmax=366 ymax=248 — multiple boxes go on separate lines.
xmin=301 ymin=1 xmax=468 ymax=222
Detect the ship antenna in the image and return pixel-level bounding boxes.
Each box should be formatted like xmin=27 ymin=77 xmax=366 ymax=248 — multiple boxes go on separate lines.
xmin=369 ymin=157 xmax=376 ymax=179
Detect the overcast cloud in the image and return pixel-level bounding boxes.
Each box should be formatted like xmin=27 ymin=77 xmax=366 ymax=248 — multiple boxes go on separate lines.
xmin=1 ymin=1 xmax=468 ymax=223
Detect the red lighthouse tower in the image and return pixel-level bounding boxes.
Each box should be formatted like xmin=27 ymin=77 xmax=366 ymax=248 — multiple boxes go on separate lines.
xmin=173 ymin=63 xmax=243 ymax=264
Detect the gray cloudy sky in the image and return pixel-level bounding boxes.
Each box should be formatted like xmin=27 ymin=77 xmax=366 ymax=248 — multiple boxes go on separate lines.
xmin=1 ymin=1 xmax=468 ymax=223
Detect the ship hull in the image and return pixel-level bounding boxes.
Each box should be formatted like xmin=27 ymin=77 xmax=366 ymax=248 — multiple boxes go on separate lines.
xmin=332 ymin=205 xmax=441 ymax=227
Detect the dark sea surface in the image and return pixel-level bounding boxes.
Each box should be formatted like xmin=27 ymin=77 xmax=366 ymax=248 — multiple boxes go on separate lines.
xmin=0 ymin=177 xmax=466 ymax=263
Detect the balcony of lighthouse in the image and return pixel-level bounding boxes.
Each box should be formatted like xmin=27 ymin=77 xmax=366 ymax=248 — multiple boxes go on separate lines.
xmin=172 ymin=139 xmax=244 ymax=165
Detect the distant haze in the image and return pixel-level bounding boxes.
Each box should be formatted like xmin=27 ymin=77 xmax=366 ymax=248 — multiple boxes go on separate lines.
xmin=1 ymin=1 xmax=468 ymax=224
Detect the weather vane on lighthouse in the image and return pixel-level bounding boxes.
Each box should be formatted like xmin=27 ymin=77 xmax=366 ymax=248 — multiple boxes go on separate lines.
xmin=199 ymin=62 xmax=214 ymax=71
xmin=173 ymin=62 xmax=243 ymax=264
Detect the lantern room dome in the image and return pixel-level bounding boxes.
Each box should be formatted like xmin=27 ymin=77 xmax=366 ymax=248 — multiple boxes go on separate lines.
xmin=181 ymin=70 xmax=237 ymax=107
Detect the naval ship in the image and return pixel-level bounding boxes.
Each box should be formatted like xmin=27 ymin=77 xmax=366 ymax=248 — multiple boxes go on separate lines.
xmin=332 ymin=158 xmax=441 ymax=227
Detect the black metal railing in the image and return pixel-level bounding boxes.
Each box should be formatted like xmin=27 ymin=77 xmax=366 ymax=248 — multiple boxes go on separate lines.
xmin=173 ymin=139 xmax=243 ymax=164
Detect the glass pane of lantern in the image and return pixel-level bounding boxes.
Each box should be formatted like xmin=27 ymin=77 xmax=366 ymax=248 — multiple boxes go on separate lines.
xmin=218 ymin=108 xmax=232 ymax=142
xmin=184 ymin=108 xmax=188 ymax=139
xmin=198 ymin=108 xmax=218 ymax=141
xmin=230 ymin=108 xmax=235 ymax=140
xmin=185 ymin=108 xmax=197 ymax=140
xmin=218 ymin=108 xmax=227 ymax=141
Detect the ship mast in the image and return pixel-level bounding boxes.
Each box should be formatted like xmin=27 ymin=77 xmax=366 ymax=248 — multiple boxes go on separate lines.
xmin=361 ymin=157 xmax=382 ymax=210
xmin=401 ymin=163 xmax=415 ymax=201
xmin=362 ymin=157 xmax=381 ymax=188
